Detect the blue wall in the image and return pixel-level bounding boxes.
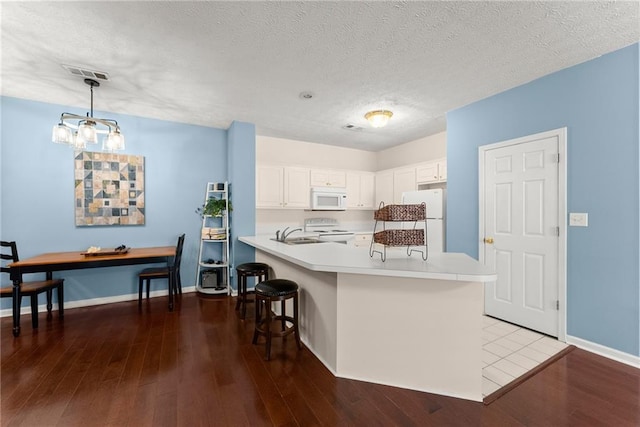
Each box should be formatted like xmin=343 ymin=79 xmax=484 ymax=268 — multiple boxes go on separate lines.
xmin=447 ymin=43 xmax=639 ymax=356
xmin=227 ymin=121 xmax=256 ymax=289
xmin=1 ymin=96 xmax=255 ymax=308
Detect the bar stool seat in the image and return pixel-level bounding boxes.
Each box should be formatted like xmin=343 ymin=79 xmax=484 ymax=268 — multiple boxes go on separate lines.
xmin=235 ymin=262 xmax=269 ymax=319
xmin=252 ymin=278 xmax=302 ymax=360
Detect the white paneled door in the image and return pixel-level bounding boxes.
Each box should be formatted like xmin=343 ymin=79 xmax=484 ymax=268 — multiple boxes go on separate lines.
xmin=480 ymin=129 xmax=565 ymax=337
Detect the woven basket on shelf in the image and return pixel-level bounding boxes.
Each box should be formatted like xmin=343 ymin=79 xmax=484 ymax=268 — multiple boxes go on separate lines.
xmin=374 ymin=204 xmax=426 ymax=221
xmin=373 ymin=229 xmax=424 ymax=246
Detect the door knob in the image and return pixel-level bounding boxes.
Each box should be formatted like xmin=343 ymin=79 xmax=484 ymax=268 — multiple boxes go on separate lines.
xmin=484 ymin=237 xmax=494 ymax=244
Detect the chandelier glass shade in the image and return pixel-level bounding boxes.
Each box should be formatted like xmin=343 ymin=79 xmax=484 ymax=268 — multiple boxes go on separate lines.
xmin=52 ymin=123 xmax=74 ymax=145
xmin=364 ymin=109 xmax=393 ymax=128
xmin=103 ymin=129 xmax=125 ymax=151
xmin=52 ymin=78 xmax=125 ymax=151
xmin=77 ymin=121 xmax=98 ymax=145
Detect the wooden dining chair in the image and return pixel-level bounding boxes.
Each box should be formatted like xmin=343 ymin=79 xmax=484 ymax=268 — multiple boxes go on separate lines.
xmin=138 ymin=234 xmax=185 ymax=305
xmin=0 ymin=241 xmax=64 ymax=330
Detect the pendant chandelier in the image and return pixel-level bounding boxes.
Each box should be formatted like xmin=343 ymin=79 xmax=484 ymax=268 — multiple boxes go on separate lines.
xmin=52 ymin=78 xmax=125 ymax=152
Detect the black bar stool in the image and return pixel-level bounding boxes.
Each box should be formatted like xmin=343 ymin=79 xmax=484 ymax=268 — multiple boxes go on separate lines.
xmin=235 ymin=262 xmax=269 ymax=319
xmin=252 ymin=279 xmax=302 ymax=360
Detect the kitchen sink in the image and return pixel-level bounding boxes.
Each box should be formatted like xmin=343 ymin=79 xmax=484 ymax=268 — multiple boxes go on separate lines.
xmin=270 ymin=237 xmax=326 ymax=245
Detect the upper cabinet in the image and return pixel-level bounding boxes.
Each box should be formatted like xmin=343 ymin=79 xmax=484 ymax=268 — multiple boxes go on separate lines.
xmin=285 ymin=167 xmax=311 ymax=208
xmin=256 ymin=165 xmax=310 ymax=209
xmin=256 ymin=165 xmax=284 ymax=208
xmin=375 ymin=159 xmax=447 ymax=206
xmin=346 ymin=172 xmax=375 ymax=209
xmin=416 ymin=159 xmax=447 ymax=184
xmin=392 ymin=168 xmax=416 ymax=204
xmin=310 ymin=169 xmax=347 ymax=188
xmin=374 ymin=170 xmax=394 ymax=208
xmin=257 ymin=159 xmax=446 ymax=210
xmin=376 ymin=168 xmax=417 ymax=206
xmin=439 ymin=162 xmax=447 ymax=181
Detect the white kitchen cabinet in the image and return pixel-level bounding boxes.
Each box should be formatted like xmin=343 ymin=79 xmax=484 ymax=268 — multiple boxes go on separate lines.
xmin=256 ymin=165 xmax=284 ymax=208
xmin=310 ymin=169 xmax=347 ymax=188
xmin=438 ymin=161 xmax=447 ymax=181
xmin=256 ymin=165 xmax=310 ymax=209
xmin=416 ymin=162 xmax=438 ymax=183
xmin=416 ymin=159 xmax=447 ymax=184
xmin=375 ymin=170 xmax=394 ymax=207
xmin=351 ymin=232 xmax=372 ymax=247
xmin=360 ymin=173 xmax=375 ymax=209
xmin=393 ymin=167 xmax=416 ymax=203
xmin=284 ymin=167 xmax=311 ymax=208
xmin=346 ymin=172 xmax=375 ymax=209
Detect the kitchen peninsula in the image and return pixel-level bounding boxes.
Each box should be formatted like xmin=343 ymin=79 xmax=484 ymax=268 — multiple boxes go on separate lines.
xmin=239 ymin=236 xmax=496 ymax=402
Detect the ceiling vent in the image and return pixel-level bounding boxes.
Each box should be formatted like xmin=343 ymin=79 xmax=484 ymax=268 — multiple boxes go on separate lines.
xmin=342 ymin=124 xmax=363 ymax=131
xmin=62 ymin=64 xmax=110 ymax=81
xmin=299 ymin=91 xmax=314 ymax=100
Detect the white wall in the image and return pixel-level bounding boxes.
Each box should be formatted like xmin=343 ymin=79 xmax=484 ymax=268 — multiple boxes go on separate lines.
xmin=257 ymin=132 xmax=447 ymax=172
xmin=376 ymin=131 xmax=446 ymax=170
xmin=257 ymin=135 xmax=377 ymax=170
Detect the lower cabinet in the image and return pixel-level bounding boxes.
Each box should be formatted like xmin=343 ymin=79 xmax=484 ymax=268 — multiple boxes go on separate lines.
xmin=351 ymin=232 xmax=373 ymax=247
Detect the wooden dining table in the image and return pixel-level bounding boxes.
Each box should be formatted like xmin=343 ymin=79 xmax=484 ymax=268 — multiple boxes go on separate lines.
xmin=7 ymin=246 xmax=176 ymax=337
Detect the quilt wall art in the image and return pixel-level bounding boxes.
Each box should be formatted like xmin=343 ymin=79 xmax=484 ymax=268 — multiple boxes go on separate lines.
xmin=74 ymin=151 xmax=145 ymax=226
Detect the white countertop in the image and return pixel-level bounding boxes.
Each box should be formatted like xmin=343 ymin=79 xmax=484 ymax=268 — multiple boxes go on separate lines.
xmin=239 ymin=235 xmax=497 ymax=282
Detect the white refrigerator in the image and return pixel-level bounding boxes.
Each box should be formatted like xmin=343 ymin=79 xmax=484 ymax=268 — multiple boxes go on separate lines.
xmin=402 ymin=189 xmax=445 ymax=252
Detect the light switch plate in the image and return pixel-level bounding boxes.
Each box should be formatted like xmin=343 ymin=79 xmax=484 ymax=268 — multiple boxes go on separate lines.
xmin=569 ymin=213 xmax=588 ymax=227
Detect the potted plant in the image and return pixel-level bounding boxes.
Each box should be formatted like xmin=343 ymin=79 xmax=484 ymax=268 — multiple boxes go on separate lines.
xmin=196 ymin=198 xmax=233 ymax=218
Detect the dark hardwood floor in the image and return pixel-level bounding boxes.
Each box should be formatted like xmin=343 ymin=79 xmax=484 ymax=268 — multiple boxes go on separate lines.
xmin=2 ymin=293 xmax=639 ymax=426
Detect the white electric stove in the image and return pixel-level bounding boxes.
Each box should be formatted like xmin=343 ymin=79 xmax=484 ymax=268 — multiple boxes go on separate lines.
xmin=304 ymin=218 xmax=355 ymax=243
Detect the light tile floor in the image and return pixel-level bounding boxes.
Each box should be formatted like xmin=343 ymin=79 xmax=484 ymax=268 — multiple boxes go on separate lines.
xmin=482 ymin=315 xmax=569 ymax=397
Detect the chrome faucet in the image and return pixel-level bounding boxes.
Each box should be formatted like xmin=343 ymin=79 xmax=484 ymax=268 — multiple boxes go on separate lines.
xmin=276 ymin=227 xmax=302 ymax=242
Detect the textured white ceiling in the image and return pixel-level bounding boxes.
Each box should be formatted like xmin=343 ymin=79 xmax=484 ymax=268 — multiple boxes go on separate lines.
xmin=1 ymin=1 xmax=638 ymax=151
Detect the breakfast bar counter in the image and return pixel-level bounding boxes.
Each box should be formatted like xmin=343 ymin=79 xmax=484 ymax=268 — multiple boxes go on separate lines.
xmin=239 ymin=236 xmax=496 ymax=402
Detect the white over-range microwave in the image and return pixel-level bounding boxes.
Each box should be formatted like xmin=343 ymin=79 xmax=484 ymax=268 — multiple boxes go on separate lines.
xmin=310 ymin=187 xmax=347 ymax=211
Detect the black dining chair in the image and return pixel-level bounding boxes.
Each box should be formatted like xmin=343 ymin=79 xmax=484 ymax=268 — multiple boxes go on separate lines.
xmin=0 ymin=241 xmax=64 ymax=330
xmin=138 ymin=234 xmax=185 ymax=305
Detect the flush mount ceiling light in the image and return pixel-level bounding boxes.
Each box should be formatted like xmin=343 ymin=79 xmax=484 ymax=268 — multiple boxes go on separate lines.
xmin=364 ymin=110 xmax=393 ymax=128
xmin=52 ymin=78 xmax=125 ymax=152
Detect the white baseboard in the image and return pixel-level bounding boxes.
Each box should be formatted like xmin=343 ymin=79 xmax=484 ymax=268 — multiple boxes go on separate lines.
xmin=566 ymin=334 xmax=640 ymax=369
xmin=300 ymin=336 xmax=337 ymax=376
xmin=0 ymin=286 xmax=196 ymax=318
